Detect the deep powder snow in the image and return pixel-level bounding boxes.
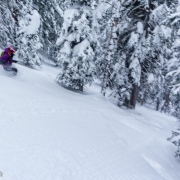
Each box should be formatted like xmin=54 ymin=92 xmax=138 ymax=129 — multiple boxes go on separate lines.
xmin=0 ymin=53 xmax=179 ymax=180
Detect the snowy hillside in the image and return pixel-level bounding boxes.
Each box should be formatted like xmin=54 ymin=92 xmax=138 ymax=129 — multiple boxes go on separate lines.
xmin=0 ymin=55 xmax=180 ymax=180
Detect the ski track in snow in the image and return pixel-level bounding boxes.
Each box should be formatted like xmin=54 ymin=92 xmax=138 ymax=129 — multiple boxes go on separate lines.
xmin=0 ymin=59 xmax=180 ymax=180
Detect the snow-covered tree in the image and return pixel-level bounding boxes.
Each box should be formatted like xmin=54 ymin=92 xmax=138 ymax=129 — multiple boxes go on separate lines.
xmin=113 ymin=0 xmax=149 ymax=108
xmin=168 ymin=127 xmax=180 ymax=159
xmin=112 ymin=0 xmax=173 ymax=109
xmin=100 ymin=0 xmax=121 ymax=96
xmin=93 ymin=1 xmax=115 ymax=81
xmin=0 ymin=1 xmax=15 ymax=47
xmin=110 ymin=54 xmax=131 ymax=107
xmin=16 ymin=0 xmax=41 ymax=66
xmin=56 ymin=3 xmax=98 ymax=91
xmin=138 ymin=3 xmax=172 ymax=111
xmin=171 ymin=93 xmax=180 ymax=120
xmin=161 ymin=1 xmax=180 ymax=114
xmin=33 ymin=0 xmax=64 ymax=63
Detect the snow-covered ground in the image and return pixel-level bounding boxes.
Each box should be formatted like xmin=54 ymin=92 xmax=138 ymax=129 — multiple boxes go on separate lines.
xmin=0 ymin=53 xmax=180 ymax=180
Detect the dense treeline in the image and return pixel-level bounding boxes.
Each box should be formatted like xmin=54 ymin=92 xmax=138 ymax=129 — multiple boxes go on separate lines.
xmin=0 ymin=0 xmax=180 ymax=157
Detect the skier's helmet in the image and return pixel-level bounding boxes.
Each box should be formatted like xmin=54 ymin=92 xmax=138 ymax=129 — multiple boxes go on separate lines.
xmin=9 ymin=46 xmax=18 ymax=53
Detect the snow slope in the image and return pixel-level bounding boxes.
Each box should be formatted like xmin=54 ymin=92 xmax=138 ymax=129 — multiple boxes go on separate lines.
xmin=0 ymin=56 xmax=180 ymax=180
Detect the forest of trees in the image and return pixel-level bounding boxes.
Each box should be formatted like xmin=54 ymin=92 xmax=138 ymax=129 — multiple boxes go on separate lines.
xmin=0 ymin=0 xmax=180 ymax=157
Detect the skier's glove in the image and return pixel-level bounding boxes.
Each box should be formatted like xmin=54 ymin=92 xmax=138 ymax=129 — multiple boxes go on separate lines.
xmin=12 ymin=60 xmax=18 ymax=63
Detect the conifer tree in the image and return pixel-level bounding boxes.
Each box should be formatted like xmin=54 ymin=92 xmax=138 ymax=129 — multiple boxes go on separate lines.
xmin=33 ymin=0 xmax=64 ymax=63
xmin=16 ymin=0 xmax=41 ymax=66
xmin=56 ymin=1 xmax=99 ymax=91
xmin=163 ymin=0 xmax=180 ymax=160
xmin=0 ymin=0 xmax=17 ymax=47
xmin=168 ymin=127 xmax=180 ymax=159
xmin=93 ymin=1 xmax=116 ymax=82
xmin=138 ymin=2 xmax=172 ymax=110
xmin=115 ymin=0 xmax=169 ymax=108
xmin=161 ymin=0 xmax=180 ymax=113
xmin=101 ymin=0 xmax=121 ymax=96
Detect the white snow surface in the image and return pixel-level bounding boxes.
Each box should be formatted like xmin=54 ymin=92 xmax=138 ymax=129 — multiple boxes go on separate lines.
xmin=0 ymin=52 xmax=180 ymax=180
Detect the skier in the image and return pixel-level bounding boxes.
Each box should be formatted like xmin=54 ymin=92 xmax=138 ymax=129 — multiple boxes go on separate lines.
xmin=0 ymin=46 xmax=18 ymax=75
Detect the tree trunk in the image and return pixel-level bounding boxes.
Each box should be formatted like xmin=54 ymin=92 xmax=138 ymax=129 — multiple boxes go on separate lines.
xmin=156 ymin=97 xmax=160 ymax=111
xmin=161 ymin=91 xmax=170 ymax=113
xmin=80 ymin=86 xmax=83 ymax=92
xmin=141 ymin=91 xmax=146 ymax=106
xmin=79 ymin=80 xmax=83 ymax=92
xmin=130 ymin=84 xmax=138 ymax=109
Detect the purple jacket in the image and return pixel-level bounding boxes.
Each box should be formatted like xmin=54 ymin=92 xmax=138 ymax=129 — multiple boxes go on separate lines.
xmin=0 ymin=48 xmax=13 ymax=65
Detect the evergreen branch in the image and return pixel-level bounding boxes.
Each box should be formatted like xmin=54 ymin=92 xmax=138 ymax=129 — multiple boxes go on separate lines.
xmin=101 ymin=1 xmax=118 ymax=10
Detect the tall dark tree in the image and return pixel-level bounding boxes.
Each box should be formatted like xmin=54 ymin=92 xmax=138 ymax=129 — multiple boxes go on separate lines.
xmin=115 ymin=0 xmax=171 ymax=108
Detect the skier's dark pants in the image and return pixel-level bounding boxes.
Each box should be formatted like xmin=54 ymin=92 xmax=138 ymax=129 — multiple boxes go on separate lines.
xmin=3 ymin=65 xmax=17 ymax=74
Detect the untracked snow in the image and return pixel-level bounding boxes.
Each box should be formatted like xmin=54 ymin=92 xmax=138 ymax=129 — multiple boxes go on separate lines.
xmin=0 ymin=52 xmax=180 ymax=180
